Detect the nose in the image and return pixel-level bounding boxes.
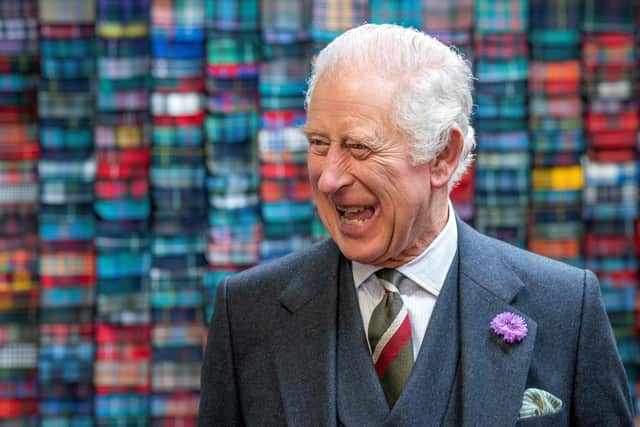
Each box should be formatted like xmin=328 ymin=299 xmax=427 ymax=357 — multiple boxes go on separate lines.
xmin=316 ymin=144 xmax=353 ymax=194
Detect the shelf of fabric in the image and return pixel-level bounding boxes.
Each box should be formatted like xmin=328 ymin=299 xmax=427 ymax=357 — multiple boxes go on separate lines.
xmin=37 ymin=1 xmax=95 ymax=426
xmin=150 ymin=1 xmax=206 ymax=425
xmin=0 ymin=0 xmax=39 ymax=424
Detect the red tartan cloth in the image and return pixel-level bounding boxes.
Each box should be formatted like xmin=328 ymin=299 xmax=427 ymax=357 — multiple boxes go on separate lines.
xmin=587 ymin=148 xmax=637 ymax=163
xmin=96 ymin=147 xmax=151 ymax=167
xmin=95 ymin=178 xmax=149 ymax=199
xmin=152 ymin=111 xmax=205 ymax=126
xmin=587 ymin=130 xmax=637 ymax=150
xmin=450 ymin=166 xmax=474 ymax=204
xmin=96 ymin=324 xmax=151 ymax=344
xmin=260 ymin=180 xmax=311 ymax=203
xmin=39 ymin=24 xmax=94 ymax=39
xmin=0 ymin=398 xmax=38 ymax=417
xmin=260 ymin=162 xmax=308 ymax=179
xmin=585 ymin=233 xmax=635 ymax=257
xmin=153 ymin=77 xmax=206 ymax=93
xmin=96 ymin=343 xmax=152 ymax=361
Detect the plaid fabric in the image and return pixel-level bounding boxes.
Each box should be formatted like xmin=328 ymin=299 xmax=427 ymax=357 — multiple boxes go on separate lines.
xmin=530 ymin=0 xmax=581 ymax=31
xmin=261 ymin=0 xmax=312 ymax=42
xmin=94 ymin=361 xmax=150 ymax=387
xmin=152 ymin=125 xmax=203 ymax=147
xmin=260 ymin=55 xmax=310 ymax=93
xmin=474 ymin=0 xmax=528 ymax=33
xmin=261 ymin=201 xmax=315 ymax=223
xmin=475 ymin=151 xmax=529 ymax=170
xmin=368 ymin=0 xmax=420 ymax=27
xmin=151 ymin=288 xmax=202 ymax=308
xmin=259 ymin=236 xmax=313 ymax=261
xmin=422 ymin=0 xmax=473 ymax=33
xmin=533 ymin=151 xmax=581 ymax=167
xmin=530 ymin=131 xmax=584 ymax=155
xmin=151 ymin=0 xmax=204 ymax=29
xmin=151 ymin=394 xmax=200 ymax=418
xmin=529 ymin=96 xmax=582 ymax=118
xmin=475 ymin=169 xmax=529 ymax=192
xmin=532 ymin=165 xmax=584 ymax=190
xmin=582 ymin=33 xmax=635 ymax=68
xmin=205 ymin=0 xmax=258 ymax=31
xmin=38 ymin=0 xmax=95 ymax=23
xmin=205 ymin=112 xmax=258 ymax=143
xmin=258 ymin=127 xmax=307 ymax=154
xmin=151 ymin=92 xmax=202 ymax=116
xmin=0 ymin=344 xmax=37 ymax=368
xmin=311 ymin=0 xmax=368 ymax=42
xmin=261 ymin=180 xmax=311 ymax=203
xmin=206 ymin=33 xmax=259 ymax=67
xmin=151 ymin=363 xmax=200 ymax=391
xmin=582 ymin=0 xmax=636 ymax=32
xmin=474 ymin=33 xmax=527 ymax=60
xmin=39 ymin=253 xmax=95 ymax=277
xmin=476 ymin=131 xmax=529 ymax=152
xmin=529 ymin=238 xmax=580 ymax=259
xmin=152 ymin=324 xmax=204 ymax=347
xmin=475 ymin=59 xmax=528 ymax=83
xmin=149 ymin=166 xmax=206 ymax=189
xmin=94 ymin=394 xmax=149 ymax=417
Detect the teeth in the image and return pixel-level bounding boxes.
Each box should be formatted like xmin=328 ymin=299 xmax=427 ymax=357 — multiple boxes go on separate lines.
xmin=338 ymin=206 xmax=366 ymax=213
xmin=342 ymin=217 xmax=367 ymax=225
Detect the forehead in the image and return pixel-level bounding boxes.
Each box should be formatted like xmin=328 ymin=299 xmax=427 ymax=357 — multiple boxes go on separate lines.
xmin=306 ymin=72 xmax=399 ymax=134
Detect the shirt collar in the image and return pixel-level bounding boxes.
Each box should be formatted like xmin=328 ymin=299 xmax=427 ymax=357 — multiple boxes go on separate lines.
xmin=352 ymin=201 xmax=458 ymax=297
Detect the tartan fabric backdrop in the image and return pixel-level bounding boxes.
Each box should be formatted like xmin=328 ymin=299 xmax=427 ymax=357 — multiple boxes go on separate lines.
xmin=0 ymin=0 xmax=639 ymax=424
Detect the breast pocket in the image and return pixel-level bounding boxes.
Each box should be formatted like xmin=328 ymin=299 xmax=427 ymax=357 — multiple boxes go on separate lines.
xmin=515 ymin=407 xmax=566 ymax=427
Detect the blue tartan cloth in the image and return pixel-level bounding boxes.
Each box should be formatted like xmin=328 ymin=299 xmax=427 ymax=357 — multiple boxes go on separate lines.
xmin=474 ymin=0 xmax=528 ymax=33
xmin=368 ymin=0 xmax=420 ymax=27
xmin=582 ymin=0 xmax=636 ymax=32
xmin=261 ymin=0 xmax=312 ymax=42
xmin=205 ymin=0 xmax=258 ymax=31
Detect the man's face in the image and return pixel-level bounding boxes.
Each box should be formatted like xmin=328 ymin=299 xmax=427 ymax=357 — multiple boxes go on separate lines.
xmin=304 ymin=72 xmax=439 ymax=267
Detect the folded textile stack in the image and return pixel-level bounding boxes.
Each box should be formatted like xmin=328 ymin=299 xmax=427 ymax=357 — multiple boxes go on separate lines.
xmin=422 ymin=0 xmax=473 ymax=59
xmin=150 ymin=1 xmax=207 ymax=425
xmin=37 ymin=1 xmax=95 ymax=426
xmin=422 ymin=0 xmax=474 ymax=221
xmin=369 ymin=0 xmax=420 ymax=27
xmin=203 ymin=0 xmax=262 ymax=321
xmin=258 ymin=0 xmax=319 ymax=262
xmin=472 ymin=0 xmax=529 ymax=248
xmin=528 ymin=0 xmax=584 ymax=267
xmin=0 ymin=1 xmax=39 ymax=426
xmin=311 ymin=0 xmax=368 ymax=44
xmin=581 ymin=0 xmax=639 ymax=405
xmin=93 ymin=1 xmax=151 ymax=426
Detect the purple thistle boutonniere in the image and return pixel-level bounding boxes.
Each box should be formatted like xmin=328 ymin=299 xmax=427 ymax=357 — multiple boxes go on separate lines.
xmin=491 ymin=312 xmax=527 ymax=343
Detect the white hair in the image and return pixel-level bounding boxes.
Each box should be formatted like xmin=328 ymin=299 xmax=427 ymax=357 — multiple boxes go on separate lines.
xmin=305 ymin=23 xmax=475 ymax=190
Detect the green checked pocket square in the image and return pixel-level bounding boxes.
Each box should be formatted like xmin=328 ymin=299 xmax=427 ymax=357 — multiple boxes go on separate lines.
xmin=518 ymin=388 xmax=563 ymax=419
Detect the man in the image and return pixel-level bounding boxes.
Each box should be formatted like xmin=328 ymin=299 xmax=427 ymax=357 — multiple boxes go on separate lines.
xmin=198 ymin=24 xmax=633 ymax=426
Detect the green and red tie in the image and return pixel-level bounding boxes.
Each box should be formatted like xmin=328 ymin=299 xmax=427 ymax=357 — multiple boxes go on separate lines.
xmin=368 ymin=268 xmax=414 ymax=407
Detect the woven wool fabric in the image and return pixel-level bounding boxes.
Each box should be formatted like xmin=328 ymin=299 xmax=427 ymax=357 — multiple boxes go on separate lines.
xmin=583 ymin=0 xmax=636 ymax=32
xmin=422 ymin=0 xmax=473 ymax=33
xmin=205 ymin=0 xmax=258 ymax=31
xmin=368 ymin=0 xmax=420 ymax=27
xmin=474 ymin=0 xmax=528 ymax=33
xmin=261 ymin=0 xmax=312 ymax=41
xmin=311 ymin=0 xmax=368 ymax=42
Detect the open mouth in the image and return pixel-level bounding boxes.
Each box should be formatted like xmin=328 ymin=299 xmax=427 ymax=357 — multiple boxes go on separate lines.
xmin=337 ymin=205 xmax=376 ymax=225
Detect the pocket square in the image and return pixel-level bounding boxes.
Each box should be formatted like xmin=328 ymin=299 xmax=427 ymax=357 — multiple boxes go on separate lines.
xmin=518 ymin=388 xmax=563 ymax=419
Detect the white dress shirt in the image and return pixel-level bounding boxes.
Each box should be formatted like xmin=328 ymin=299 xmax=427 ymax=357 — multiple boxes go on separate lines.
xmin=352 ymin=201 xmax=458 ymax=360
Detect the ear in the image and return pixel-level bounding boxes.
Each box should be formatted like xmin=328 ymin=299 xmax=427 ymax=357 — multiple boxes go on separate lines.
xmin=430 ymin=128 xmax=464 ymax=189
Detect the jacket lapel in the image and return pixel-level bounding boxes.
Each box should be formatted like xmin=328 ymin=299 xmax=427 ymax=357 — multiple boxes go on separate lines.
xmin=274 ymin=240 xmax=340 ymax=427
xmin=456 ymin=219 xmax=538 ymax=426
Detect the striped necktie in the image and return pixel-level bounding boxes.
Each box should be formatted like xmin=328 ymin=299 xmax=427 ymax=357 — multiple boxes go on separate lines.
xmin=368 ymin=268 xmax=414 ymax=407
